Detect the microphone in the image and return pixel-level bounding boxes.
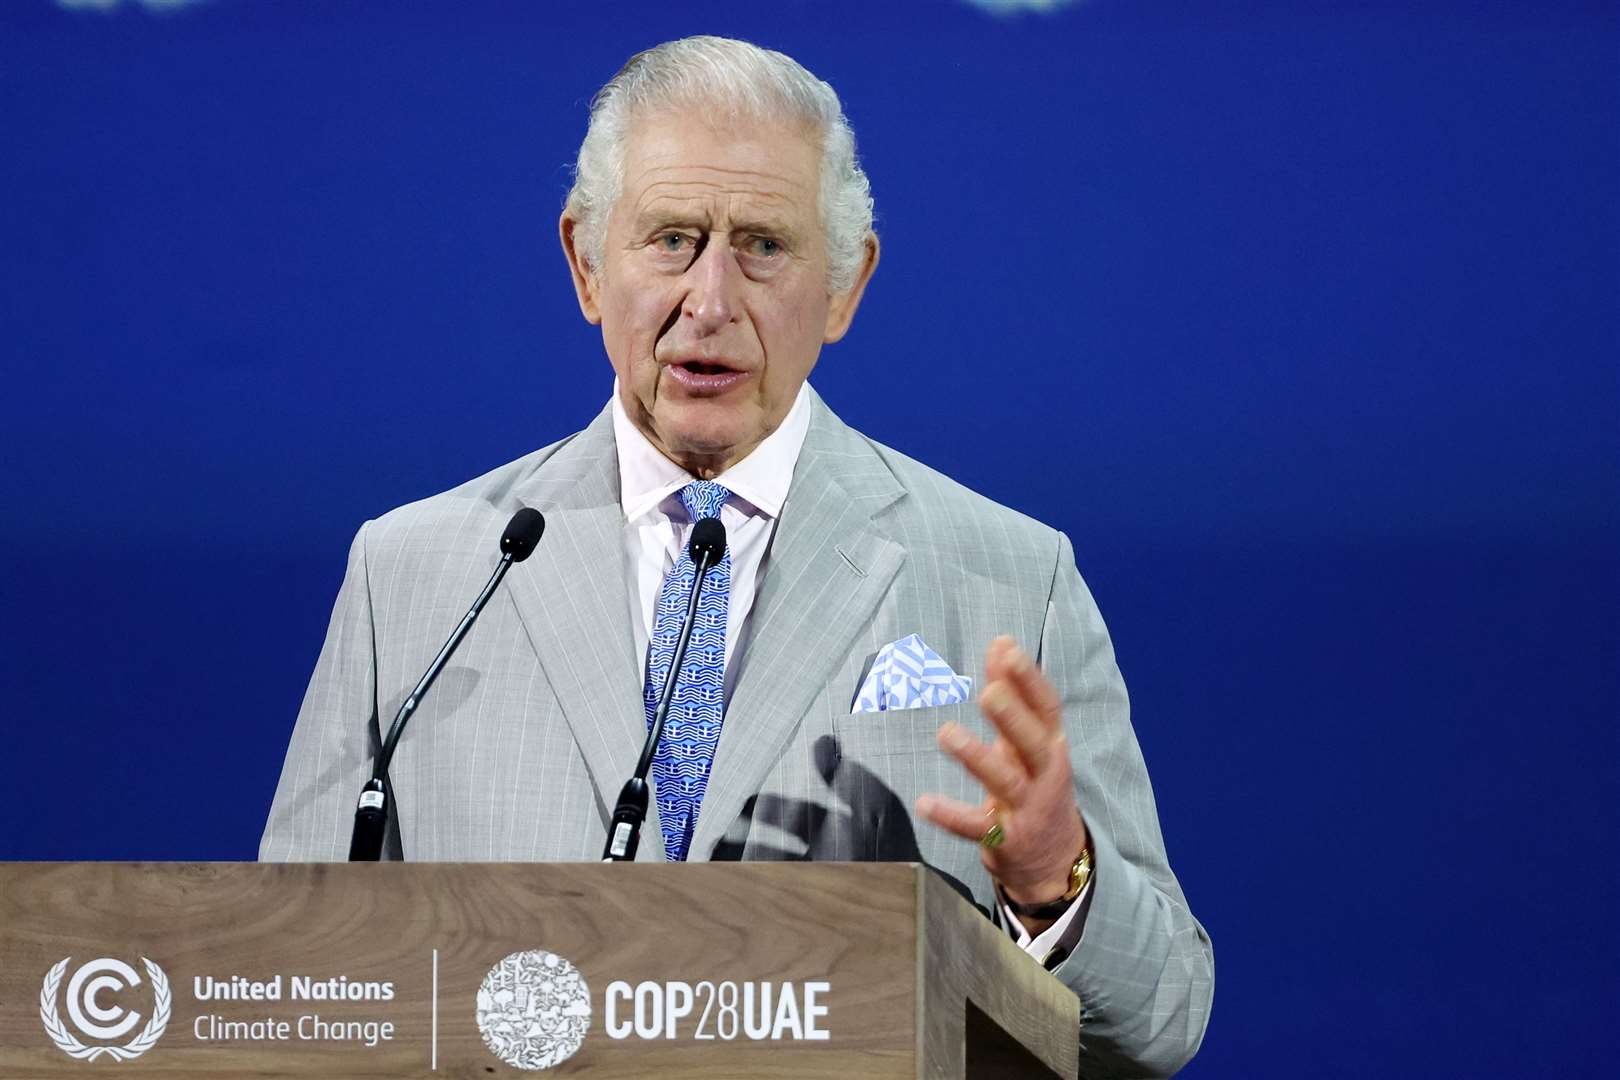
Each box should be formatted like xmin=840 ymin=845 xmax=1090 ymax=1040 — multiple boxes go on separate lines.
xmin=602 ymin=516 xmax=728 ymax=862
xmin=500 ymin=507 xmax=546 ymax=562
xmin=348 ymin=507 xmax=546 ymax=861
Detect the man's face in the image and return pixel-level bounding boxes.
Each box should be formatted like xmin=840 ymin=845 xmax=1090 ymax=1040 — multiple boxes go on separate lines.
xmin=562 ymin=108 xmax=875 ymax=476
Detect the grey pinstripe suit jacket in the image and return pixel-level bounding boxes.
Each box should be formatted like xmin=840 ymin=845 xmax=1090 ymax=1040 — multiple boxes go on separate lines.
xmin=261 ymin=388 xmax=1213 ymax=1075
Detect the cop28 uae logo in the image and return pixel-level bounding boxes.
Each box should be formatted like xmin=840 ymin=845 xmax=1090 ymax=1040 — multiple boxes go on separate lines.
xmin=40 ymin=956 xmax=171 ymax=1062
xmin=475 ymin=949 xmax=591 ymax=1070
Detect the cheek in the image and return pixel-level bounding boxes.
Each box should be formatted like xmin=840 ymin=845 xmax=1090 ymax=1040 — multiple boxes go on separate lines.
xmin=603 ymin=284 xmax=677 ymax=368
xmin=767 ymin=292 xmax=831 ymax=360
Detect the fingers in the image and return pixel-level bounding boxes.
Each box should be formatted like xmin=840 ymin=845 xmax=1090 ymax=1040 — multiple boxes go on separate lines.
xmin=980 ymin=678 xmax=1057 ymax=775
xmin=1003 ymin=642 xmax=1064 ymax=729
xmin=914 ymin=793 xmax=995 ymax=843
xmin=948 ymin=635 xmax=1070 ymax=786
xmin=914 ymin=635 xmax=1084 ymax=895
xmin=984 ymin=635 xmax=1063 ymax=730
xmin=984 ymin=634 xmax=1017 ymax=685
xmin=937 ymin=721 xmax=1030 ymax=806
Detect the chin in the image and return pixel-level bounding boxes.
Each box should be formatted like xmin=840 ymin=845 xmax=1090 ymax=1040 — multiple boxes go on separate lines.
xmin=668 ymin=427 xmax=750 ymax=460
xmin=659 ymin=406 xmax=757 ymax=455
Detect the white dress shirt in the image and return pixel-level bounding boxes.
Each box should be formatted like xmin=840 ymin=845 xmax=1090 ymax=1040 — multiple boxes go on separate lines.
xmin=609 ymin=380 xmax=1088 ymax=963
xmin=613 ymin=380 xmax=811 ymax=694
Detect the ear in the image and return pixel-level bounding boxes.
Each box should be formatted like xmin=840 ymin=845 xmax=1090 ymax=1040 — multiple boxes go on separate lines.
xmin=823 ymin=231 xmax=881 ymax=343
xmin=559 ymin=211 xmax=603 ymax=325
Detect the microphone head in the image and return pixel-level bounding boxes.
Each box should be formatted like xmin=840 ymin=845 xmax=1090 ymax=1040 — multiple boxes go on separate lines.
xmin=688 ymin=517 xmax=727 ymax=567
xmin=500 ymin=507 xmax=546 ymax=562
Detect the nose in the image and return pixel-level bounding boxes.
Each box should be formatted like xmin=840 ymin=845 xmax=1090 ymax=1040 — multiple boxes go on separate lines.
xmin=680 ymin=235 xmax=742 ymax=334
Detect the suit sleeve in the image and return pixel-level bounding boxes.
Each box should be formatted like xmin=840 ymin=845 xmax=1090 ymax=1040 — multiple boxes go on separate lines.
xmin=259 ymin=522 xmax=387 ymax=861
xmin=1040 ymin=531 xmax=1214 ymax=1077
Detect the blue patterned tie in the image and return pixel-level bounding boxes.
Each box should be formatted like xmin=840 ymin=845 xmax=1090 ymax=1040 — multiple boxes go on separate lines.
xmin=644 ymin=481 xmax=732 ymax=861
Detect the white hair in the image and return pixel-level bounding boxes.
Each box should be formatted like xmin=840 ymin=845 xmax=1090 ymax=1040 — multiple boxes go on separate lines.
xmin=565 ymin=35 xmax=875 ymax=293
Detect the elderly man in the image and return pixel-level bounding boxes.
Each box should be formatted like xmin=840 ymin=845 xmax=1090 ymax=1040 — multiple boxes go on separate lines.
xmin=263 ymin=35 xmax=1212 ymax=1075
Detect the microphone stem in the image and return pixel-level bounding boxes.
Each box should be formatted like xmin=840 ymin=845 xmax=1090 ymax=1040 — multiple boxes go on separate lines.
xmin=602 ymin=549 xmax=719 ymax=862
xmin=374 ymin=553 xmax=514 ymax=780
xmin=636 ymin=549 xmax=718 ymax=781
xmin=350 ymin=507 xmax=544 ymax=863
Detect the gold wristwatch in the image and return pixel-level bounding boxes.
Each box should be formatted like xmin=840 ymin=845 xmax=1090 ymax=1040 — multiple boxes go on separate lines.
xmin=1000 ymin=845 xmax=1093 ymax=921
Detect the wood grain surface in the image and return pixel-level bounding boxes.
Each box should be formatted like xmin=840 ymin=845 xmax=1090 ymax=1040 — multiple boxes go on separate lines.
xmin=0 ymin=862 xmax=1079 ymax=1078
xmin=919 ymin=874 xmax=1079 ymax=1079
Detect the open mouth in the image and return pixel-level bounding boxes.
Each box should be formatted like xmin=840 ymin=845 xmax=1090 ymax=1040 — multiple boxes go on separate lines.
xmin=663 ymin=359 xmax=749 ymax=395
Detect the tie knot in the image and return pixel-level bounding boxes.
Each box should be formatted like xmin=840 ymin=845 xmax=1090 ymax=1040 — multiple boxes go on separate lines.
xmin=679 ymin=480 xmax=730 ymax=522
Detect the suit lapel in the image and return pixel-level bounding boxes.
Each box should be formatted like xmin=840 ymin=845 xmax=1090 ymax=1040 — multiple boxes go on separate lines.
xmin=505 ymin=408 xmax=667 ymax=861
xmin=690 ymin=393 xmax=907 ymax=859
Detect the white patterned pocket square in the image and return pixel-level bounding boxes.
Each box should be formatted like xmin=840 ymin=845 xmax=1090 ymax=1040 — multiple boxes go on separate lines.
xmin=852 ymin=633 xmax=974 ymax=713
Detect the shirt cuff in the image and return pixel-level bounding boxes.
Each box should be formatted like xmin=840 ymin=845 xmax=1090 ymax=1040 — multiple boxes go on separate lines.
xmin=1002 ymin=880 xmax=1094 ymax=970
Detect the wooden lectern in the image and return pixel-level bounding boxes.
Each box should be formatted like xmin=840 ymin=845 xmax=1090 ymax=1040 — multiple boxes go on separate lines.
xmin=0 ymin=862 xmax=1079 ymax=1078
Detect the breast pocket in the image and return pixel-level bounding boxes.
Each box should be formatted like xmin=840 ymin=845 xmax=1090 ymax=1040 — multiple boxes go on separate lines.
xmin=832 ymin=701 xmax=988 ymax=761
xmin=822 ymin=701 xmax=994 ymax=873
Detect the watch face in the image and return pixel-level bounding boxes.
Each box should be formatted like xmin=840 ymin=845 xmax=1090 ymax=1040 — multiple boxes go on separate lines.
xmin=1073 ymin=854 xmax=1091 ymax=884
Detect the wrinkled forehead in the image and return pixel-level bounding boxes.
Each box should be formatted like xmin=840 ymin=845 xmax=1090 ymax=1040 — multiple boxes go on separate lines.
xmin=616 ymin=108 xmax=824 ymax=233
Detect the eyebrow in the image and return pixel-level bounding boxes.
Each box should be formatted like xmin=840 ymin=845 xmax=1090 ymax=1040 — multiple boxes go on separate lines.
xmin=730 ymin=217 xmax=800 ymax=241
xmin=632 ymin=209 xmax=801 ymax=243
xmin=632 ymin=208 xmax=704 ymax=232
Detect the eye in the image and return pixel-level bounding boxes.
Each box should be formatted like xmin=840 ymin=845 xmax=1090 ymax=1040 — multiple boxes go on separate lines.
xmin=747 ymin=236 xmax=783 ymax=258
xmin=655 ymin=232 xmax=692 ymax=253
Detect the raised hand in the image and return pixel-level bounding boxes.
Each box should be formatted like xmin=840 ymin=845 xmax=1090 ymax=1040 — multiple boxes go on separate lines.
xmin=915 ymin=636 xmax=1088 ymax=922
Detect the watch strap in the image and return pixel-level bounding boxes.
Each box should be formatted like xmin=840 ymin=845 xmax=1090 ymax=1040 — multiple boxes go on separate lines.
xmin=999 ymin=845 xmax=1093 ymax=922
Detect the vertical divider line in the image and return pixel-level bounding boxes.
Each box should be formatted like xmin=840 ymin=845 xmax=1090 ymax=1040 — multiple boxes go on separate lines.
xmin=432 ymin=947 xmax=440 ymax=1070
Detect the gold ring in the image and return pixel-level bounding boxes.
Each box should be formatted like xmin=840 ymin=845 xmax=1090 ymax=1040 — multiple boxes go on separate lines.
xmin=979 ymin=821 xmax=1006 ymax=850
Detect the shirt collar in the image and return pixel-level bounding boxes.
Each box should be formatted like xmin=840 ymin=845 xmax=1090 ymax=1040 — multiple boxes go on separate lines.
xmin=611 ymin=380 xmax=812 ymax=524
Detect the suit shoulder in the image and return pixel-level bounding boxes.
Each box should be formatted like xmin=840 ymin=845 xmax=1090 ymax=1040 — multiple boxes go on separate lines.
xmin=358 ymin=430 xmax=581 ymax=559
xmin=854 ymin=433 xmax=1065 ymax=578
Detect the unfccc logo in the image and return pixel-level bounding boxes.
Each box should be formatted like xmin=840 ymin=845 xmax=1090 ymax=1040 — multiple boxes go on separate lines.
xmin=39 ymin=956 xmax=171 ymax=1062
xmin=475 ymin=950 xmax=591 ymax=1070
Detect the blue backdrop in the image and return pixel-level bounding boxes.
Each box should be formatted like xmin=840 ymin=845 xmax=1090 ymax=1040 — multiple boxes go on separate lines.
xmin=2 ymin=1 xmax=1615 ymax=1075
